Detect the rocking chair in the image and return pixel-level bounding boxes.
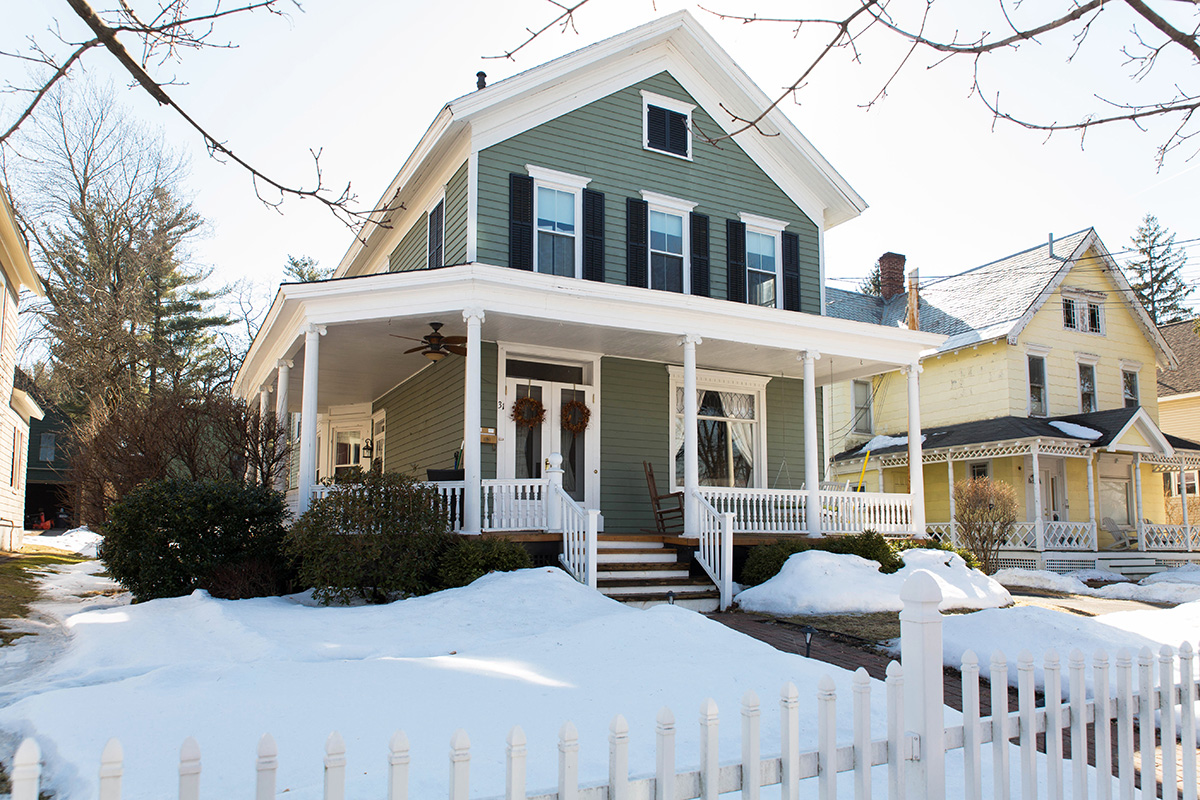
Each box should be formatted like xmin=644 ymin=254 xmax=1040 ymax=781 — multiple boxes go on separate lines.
xmin=643 ymin=461 xmax=685 ymax=536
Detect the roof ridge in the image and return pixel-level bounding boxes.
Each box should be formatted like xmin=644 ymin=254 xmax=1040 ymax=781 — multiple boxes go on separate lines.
xmin=921 ymin=227 xmax=1093 ymax=289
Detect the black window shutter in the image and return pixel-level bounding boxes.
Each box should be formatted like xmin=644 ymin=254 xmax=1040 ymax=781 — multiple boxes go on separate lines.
xmin=726 ymin=219 xmax=746 ymax=303
xmin=582 ymin=189 xmax=605 ymax=282
xmin=667 ymin=110 xmax=689 ymax=157
xmin=782 ymin=230 xmax=801 ymax=311
xmin=689 ymin=213 xmax=710 ymax=297
xmin=508 ymin=173 xmax=534 ymax=271
xmin=626 ymin=198 xmax=648 ymax=288
xmin=428 ymin=200 xmax=445 ymax=269
xmin=646 ymin=106 xmax=668 ymax=152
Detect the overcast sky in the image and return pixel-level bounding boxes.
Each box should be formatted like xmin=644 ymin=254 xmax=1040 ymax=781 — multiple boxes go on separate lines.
xmin=4 ymin=0 xmax=1197 ymax=304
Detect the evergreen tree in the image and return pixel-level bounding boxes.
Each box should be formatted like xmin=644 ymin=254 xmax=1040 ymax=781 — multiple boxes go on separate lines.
xmin=859 ymin=260 xmax=883 ymax=296
xmin=1126 ymin=214 xmax=1193 ymax=325
xmin=284 ymin=254 xmax=332 ymax=282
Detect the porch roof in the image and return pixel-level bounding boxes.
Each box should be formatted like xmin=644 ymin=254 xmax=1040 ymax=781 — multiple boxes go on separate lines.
xmin=234 ymin=263 xmax=944 ymax=410
xmin=832 ymin=406 xmax=1200 ymax=467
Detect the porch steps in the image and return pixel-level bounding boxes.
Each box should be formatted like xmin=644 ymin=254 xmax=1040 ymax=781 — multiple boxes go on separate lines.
xmin=595 ymin=534 xmax=720 ymax=611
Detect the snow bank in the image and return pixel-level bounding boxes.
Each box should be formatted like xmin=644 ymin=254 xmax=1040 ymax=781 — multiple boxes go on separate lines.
xmin=942 ymin=600 xmax=1200 ymax=692
xmin=854 ymin=433 xmax=924 ymax=455
xmin=28 ymin=527 xmax=101 ymax=558
xmin=0 ymin=568 xmax=903 ymax=800
xmin=1048 ymin=421 xmax=1102 ymax=440
xmin=734 ymin=549 xmax=1012 ymax=615
xmin=995 ymin=566 xmax=1200 ymax=604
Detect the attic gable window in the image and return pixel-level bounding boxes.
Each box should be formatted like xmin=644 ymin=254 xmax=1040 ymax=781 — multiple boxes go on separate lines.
xmin=641 ymin=90 xmax=694 ymax=160
xmin=1062 ymin=290 xmax=1105 ymax=335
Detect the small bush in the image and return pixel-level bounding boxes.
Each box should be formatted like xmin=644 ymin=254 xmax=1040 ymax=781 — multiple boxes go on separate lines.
xmin=953 ymin=478 xmax=1017 ymax=574
xmin=437 ymin=537 xmax=532 ymax=589
xmin=99 ymin=480 xmax=288 ymax=602
xmin=285 ymin=471 xmax=454 ymax=604
xmin=740 ymin=530 xmax=903 ymax=586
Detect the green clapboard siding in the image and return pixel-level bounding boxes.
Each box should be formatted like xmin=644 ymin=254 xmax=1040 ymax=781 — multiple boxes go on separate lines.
xmin=600 ymin=358 xmax=669 ymax=532
xmin=445 ymin=161 xmax=469 ymax=265
xmin=764 ymin=377 xmax=824 ymax=490
xmin=477 ymin=71 xmax=821 ymax=313
xmin=389 ymin=212 xmax=428 ymax=273
xmin=374 ymin=343 xmax=498 ymax=479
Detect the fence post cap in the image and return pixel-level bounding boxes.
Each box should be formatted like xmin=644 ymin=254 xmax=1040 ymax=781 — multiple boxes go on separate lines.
xmin=180 ymin=736 xmax=201 ymax=762
xmin=507 ymin=725 xmax=526 ymax=747
xmin=817 ymin=674 xmax=836 ymax=695
xmin=14 ymin=738 xmax=40 ymax=763
xmin=609 ymin=714 xmax=628 ymax=736
xmin=101 ymin=738 xmax=123 ymax=763
xmin=656 ymin=706 xmax=675 ymax=727
xmin=1180 ymin=641 xmax=1194 ymax=655
xmin=1159 ymin=644 xmax=1175 ymax=658
xmin=899 ymin=569 xmax=943 ymax=603
xmin=257 ymin=733 xmax=277 ymax=758
xmin=961 ymin=649 xmax=978 ymax=667
xmin=389 ymin=730 xmax=409 ymax=752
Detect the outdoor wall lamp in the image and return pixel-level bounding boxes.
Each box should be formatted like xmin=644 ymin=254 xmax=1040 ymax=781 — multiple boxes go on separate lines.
xmin=362 ymin=438 xmax=374 ymax=460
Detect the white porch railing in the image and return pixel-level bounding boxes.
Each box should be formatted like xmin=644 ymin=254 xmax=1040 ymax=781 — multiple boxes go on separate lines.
xmin=818 ymin=490 xmax=914 ymax=536
xmin=480 ymin=479 xmax=547 ymax=531
xmin=1143 ymin=522 xmax=1199 ymax=551
xmin=12 ymin=572 xmax=1196 ymax=800
xmin=429 ymin=481 xmax=466 ymax=532
xmin=698 ymin=486 xmax=805 ymax=534
xmin=693 ymin=491 xmax=734 ymax=610
xmin=552 ymin=483 xmax=598 ymax=589
xmin=1042 ymin=521 xmax=1097 ymax=551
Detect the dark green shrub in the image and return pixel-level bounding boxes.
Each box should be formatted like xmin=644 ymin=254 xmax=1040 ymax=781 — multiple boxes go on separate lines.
xmin=284 ymin=471 xmax=456 ymax=603
xmin=99 ymin=480 xmax=288 ymax=602
xmin=437 ymin=536 xmax=532 ymax=589
xmin=739 ymin=531 xmax=904 ymax=586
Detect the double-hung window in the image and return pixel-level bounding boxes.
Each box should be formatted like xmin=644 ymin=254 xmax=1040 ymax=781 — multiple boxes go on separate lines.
xmin=1122 ymin=369 xmax=1139 ymax=407
xmin=642 ymin=191 xmax=696 ymax=294
xmin=1028 ymin=354 xmax=1048 ymax=416
xmin=669 ymin=369 xmax=768 ymax=490
xmin=740 ymin=213 xmax=787 ymax=307
xmin=527 ymin=165 xmax=591 ymax=278
xmin=1078 ymin=362 xmax=1097 ymax=412
xmin=852 ymin=380 xmax=873 ymax=434
xmin=1063 ymin=290 xmax=1105 ymax=335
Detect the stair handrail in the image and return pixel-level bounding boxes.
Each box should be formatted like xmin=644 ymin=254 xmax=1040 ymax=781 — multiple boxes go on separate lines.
xmin=693 ymin=490 xmax=734 ymax=610
xmin=553 ymin=482 xmax=598 ymax=590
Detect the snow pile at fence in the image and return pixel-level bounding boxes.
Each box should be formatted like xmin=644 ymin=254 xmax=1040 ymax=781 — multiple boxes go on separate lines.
xmin=28 ymin=527 xmax=101 ymax=558
xmin=734 ymin=548 xmax=1012 ymax=615
xmin=995 ymin=565 xmax=1200 ymax=603
xmin=0 ymin=567 xmax=901 ymax=800
xmin=942 ymin=598 xmax=1200 ymax=691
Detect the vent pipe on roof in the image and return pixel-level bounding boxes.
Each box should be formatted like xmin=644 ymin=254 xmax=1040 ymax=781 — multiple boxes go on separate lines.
xmin=476 ymin=72 xmax=487 ymax=90
xmin=1048 ymin=232 xmax=1055 ymax=259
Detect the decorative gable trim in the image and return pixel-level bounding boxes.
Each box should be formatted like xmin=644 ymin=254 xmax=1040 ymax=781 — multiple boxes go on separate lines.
xmin=1104 ymin=407 xmax=1174 ymax=456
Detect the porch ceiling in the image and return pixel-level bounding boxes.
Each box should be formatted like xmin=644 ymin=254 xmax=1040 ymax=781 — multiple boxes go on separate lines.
xmin=239 ymin=264 xmax=945 ymax=411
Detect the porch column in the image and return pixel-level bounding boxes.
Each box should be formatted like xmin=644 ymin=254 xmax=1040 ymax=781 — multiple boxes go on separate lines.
xmin=1180 ymin=456 xmax=1191 ymax=550
xmin=946 ymin=453 xmax=956 ymax=543
xmin=463 ymin=308 xmax=485 ymax=535
xmin=1086 ymin=451 xmax=1096 ymax=547
xmin=1133 ymin=453 xmax=1144 ymax=549
xmin=801 ymin=350 xmax=821 ymax=538
xmin=1031 ymin=441 xmax=1044 ymax=551
xmin=275 ymin=359 xmax=292 ymax=493
xmin=297 ymin=325 xmax=326 ymax=515
xmin=681 ymin=334 xmax=702 ymax=535
xmin=904 ymin=363 xmax=926 ymax=536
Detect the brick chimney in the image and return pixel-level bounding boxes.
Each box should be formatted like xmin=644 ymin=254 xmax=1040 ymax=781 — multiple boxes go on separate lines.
xmin=879 ymin=252 xmax=906 ymax=301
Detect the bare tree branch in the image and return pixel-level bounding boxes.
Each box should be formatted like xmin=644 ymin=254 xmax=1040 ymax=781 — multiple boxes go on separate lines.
xmin=485 ymin=0 xmax=594 ymax=60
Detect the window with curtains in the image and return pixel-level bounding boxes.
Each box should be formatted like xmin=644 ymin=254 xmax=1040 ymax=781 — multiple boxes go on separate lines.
xmin=1078 ymin=362 xmax=1097 ymax=412
xmin=672 ymin=386 xmax=761 ymax=488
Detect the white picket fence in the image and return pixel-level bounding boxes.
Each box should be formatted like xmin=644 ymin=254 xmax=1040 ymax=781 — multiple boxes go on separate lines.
xmin=7 ymin=572 xmax=1198 ymax=800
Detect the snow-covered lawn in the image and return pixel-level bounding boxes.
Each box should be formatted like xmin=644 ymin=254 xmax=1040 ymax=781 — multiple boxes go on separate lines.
xmin=995 ymin=564 xmax=1200 ymax=605
xmin=0 ymin=566 xmax=908 ymax=800
xmin=24 ymin=527 xmax=101 ymax=558
xmin=734 ymin=548 xmax=1012 ymax=615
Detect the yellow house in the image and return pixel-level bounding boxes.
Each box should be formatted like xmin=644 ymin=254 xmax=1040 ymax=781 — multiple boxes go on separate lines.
xmin=825 ymin=229 xmax=1200 ymax=573
xmin=1158 ymin=318 xmax=1200 ymax=526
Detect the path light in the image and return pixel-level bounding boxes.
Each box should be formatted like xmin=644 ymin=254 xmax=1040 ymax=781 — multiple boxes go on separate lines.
xmin=800 ymin=625 xmax=818 ymax=658
xmin=666 ymin=591 xmax=675 ymax=605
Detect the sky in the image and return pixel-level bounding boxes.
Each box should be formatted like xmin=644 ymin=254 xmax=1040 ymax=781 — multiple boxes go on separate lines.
xmin=2 ymin=0 xmax=1197 ymax=305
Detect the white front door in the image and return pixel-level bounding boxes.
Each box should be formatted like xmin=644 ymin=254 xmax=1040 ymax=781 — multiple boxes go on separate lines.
xmin=501 ymin=378 xmax=594 ymax=506
xmin=1040 ymin=458 xmax=1066 ymax=522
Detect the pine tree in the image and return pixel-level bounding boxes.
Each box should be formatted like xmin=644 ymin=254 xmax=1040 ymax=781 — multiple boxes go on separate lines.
xmin=1126 ymin=214 xmax=1193 ymax=325
xmin=859 ymin=260 xmax=883 ymax=296
xmin=284 ymin=254 xmax=332 ymax=282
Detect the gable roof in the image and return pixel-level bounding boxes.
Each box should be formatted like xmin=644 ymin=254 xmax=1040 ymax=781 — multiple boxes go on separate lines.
xmin=827 ymin=229 xmax=1177 ymax=367
xmin=336 ymin=11 xmax=866 ymax=277
xmin=1157 ymin=318 xmax=1200 ymax=398
xmin=832 ymin=406 xmax=1200 ymax=463
xmin=0 ymin=180 xmax=44 ymax=297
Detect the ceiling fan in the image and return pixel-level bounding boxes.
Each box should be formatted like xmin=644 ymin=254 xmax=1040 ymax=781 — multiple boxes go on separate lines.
xmin=390 ymin=322 xmax=467 ymax=362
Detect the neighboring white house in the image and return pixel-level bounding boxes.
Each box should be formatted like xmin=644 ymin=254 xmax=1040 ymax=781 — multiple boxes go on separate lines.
xmin=0 ymin=179 xmax=45 ymax=550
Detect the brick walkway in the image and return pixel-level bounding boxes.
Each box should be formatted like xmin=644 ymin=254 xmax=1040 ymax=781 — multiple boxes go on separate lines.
xmin=706 ymin=610 xmax=1188 ymax=797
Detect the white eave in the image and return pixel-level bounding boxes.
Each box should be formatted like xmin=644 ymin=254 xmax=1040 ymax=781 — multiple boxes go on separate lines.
xmin=0 ymin=184 xmax=44 ymax=297
xmin=10 ymin=388 xmax=44 ymax=424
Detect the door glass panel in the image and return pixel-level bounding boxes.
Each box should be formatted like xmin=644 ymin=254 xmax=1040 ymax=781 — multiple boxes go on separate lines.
xmin=334 ymin=430 xmax=362 ymax=479
xmin=560 ymin=388 xmax=586 ymax=501
xmin=514 ymin=384 xmax=543 ymax=479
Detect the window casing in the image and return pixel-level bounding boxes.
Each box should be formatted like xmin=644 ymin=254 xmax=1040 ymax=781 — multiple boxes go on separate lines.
xmin=1079 ymin=363 xmax=1097 ymax=412
xmin=9 ymin=428 xmax=22 ymax=489
xmin=641 ymin=90 xmax=694 ymax=160
xmin=427 ymin=197 xmax=444 ymax=269
xmin=1122 ymin=369 xmax=1139 ymax=408
xmin=527 ymin=165 xmax=590 ymax=278
xmin=970 ymin=462 xmax=990 ymax=480
xmin=1164 ymin=470 xmax=1199 ymax=497
xmin=641 ymin=192 xmax=696 ymax=294
xmin=1028 ymin=355 xmax=1047 ymax=416
xmin=1063 ymin=292 xmax=1105 ymax=334
xmin=852 ymin=380 xmax=873 ymax=435
xmin=1062 ymin=298 xmax=1077 ymax=330
xmin=668 ymin=369 xmax=769 ymax=490
xmin=740 ymin=213 xmax=787 ymax=307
